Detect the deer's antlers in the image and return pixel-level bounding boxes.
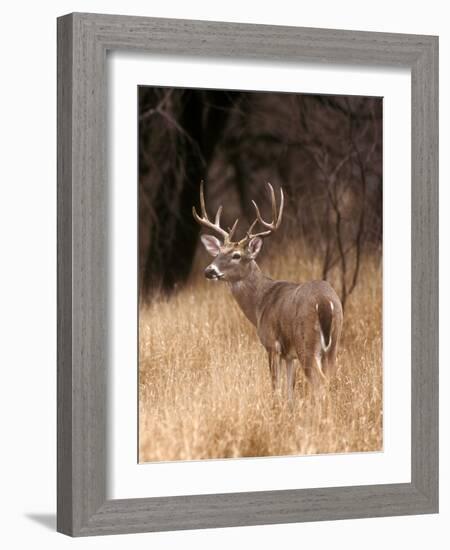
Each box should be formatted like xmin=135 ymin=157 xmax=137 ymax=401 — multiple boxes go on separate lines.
xmin=241 ymin=182 xmax=284 ymax=243
xmin=193 ymin=181 xmax=284 ymax=244
xmin=192 ymin=182 xmax=239 ymax=243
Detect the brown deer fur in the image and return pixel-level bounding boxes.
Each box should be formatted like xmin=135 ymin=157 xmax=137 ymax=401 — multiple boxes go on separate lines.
xmin=193 ymin=183 xmax=343 ymax=400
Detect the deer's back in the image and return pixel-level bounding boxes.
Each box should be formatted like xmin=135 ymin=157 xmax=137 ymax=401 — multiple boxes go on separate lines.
xmin=256 ymin=279 xmax=343 ymax=357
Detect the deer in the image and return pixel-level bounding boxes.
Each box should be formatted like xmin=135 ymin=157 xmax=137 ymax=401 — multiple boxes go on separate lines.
xmin=192 ymin=182 xmax=343 ymax=401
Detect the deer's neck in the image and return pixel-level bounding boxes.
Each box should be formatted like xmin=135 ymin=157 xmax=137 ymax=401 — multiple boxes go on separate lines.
xmin=229 ymin=262 xmax=271 ymax=326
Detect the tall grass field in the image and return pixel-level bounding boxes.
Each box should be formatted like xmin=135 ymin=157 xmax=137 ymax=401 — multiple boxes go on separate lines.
xmin=139 ymin=243 xmax=382 ymax=462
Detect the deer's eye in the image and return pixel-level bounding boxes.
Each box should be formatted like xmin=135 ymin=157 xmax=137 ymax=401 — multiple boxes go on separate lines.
xmin=232 ymin=252 xmax=241 ymax=260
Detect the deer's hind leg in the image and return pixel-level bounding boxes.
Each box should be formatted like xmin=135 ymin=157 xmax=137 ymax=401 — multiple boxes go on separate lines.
xmin=268 ymin=350 xmax=281 ymax=392
xmin=286 ymin=358 xmax=297 ymax=402
xmin=300 ymin=355 xmax=327 ymax=412
xmin=321 ymin=313 xmax=342 ymax=378
xmin=321 ymin=346 xmax=337 ymax=378
xmin=297 ymin=340 xmax=327 ymax=393
xmin=302 ymin=356 xmax=326 ymax=389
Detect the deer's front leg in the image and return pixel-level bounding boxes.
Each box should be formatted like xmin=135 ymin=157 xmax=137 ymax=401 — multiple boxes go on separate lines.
xmin=268 ymin=351 xmax=280 ymax=392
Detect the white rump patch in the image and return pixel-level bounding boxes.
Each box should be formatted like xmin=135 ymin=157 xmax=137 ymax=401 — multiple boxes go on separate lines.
xmin=319 ymin=330 xmax=332 ymax=354
xmin=316 ymin=301 xmax=333 ymax=353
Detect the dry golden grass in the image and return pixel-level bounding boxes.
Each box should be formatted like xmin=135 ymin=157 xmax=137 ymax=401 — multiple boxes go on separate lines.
xmin=139 ymin=242 xmax=382 ymax=462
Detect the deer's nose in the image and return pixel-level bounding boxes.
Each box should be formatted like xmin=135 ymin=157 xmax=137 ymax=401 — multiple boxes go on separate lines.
xmin=205 ymin=265 xmax=222 ymax=280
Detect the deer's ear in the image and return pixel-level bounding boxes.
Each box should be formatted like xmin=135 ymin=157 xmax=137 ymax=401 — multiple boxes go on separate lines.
xmin=247 ymin=236 xmax=263 ymax=258
xmin=201 ymin=234 xmax=222 ymax=257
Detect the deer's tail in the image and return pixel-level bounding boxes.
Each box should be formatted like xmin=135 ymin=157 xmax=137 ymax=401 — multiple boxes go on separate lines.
xmin=316 ymin=299 xmax=334 ymax=353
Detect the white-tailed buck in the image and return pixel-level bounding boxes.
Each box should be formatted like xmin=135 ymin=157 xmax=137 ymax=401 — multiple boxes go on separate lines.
xmin=193 ymin=182 xmax=343 ymax=401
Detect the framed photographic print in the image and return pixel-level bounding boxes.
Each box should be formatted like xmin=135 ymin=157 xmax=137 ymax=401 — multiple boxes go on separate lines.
xmin=137 ymin=87 xmax=383 ymax=463
xmin=57 ymin=13 xmax=438 ymax=536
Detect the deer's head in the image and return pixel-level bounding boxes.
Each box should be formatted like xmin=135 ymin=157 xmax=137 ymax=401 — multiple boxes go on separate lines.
xmin=193 ymin=182 xmax=284 ymax=283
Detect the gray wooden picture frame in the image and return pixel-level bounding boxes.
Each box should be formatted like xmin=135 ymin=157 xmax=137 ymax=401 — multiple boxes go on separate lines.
xmin=57 ymin=12 xmax=438 ymax=537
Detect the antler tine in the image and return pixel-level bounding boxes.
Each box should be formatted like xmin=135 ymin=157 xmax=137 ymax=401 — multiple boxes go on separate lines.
xmin=214 ymin=205 xmax=223 ymax=226
xmin=247 ymin=218 xmax=258 ymax=235
xmin=237 ymin=218 xmax=259 ymax=245
xmin=192 ymin=182 xmax=231 ymax=241
xmin=276 ymin=186 xmax=284 ymax=229
xmin=228 ymin=218 xmax=239 ymax=240
xmin=199 ymin=181 xmax=208 ymax=218
xmin=268 ymin=182 xmax=277 ymax=225
xmin=241 ymin=182 xmax=285 ymax=242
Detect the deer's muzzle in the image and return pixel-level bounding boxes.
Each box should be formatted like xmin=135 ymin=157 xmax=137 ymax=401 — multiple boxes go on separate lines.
xmin=204 ymin=265 xmax=223 ymax=280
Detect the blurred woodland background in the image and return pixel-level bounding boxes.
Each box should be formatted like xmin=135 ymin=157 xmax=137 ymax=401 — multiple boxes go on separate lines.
xmin=139 ymin=87 xmax=382 ymax=307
